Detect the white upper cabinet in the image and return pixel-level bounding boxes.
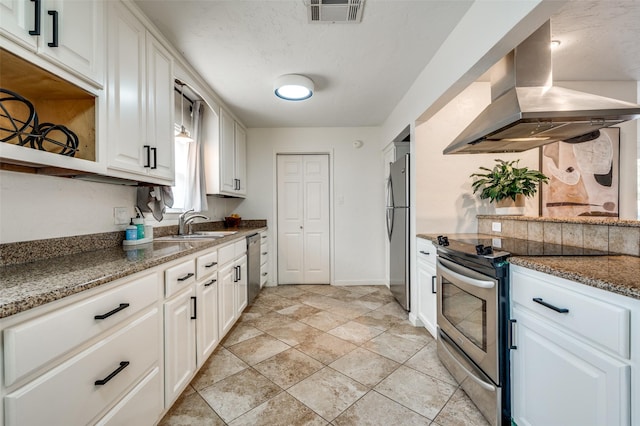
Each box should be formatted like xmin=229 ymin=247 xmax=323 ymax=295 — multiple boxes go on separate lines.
xmin=206 ymin=108 xmax=247 ymax=197
xmin=106 ymin=1 xmax=174 ymax=185
xmin=0 ymin=0 xmax=104 ymax=87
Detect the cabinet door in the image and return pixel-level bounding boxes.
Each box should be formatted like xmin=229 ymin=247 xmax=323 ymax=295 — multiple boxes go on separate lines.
xmin=146 ymin=33 xmax=174 ymax=182
xmin=235 ymin=255 xmax=248 ymax=316
xmin=106 ymin=1 xmax=147 ymax=176
xmin=38 ymin=0 xmax=104 ymax=86
xmin=234 ymin=122 xmax=247 ymax=196
xmin=511 ymin=307 xmax=630 ymax=426
xmin=196 ymin=277 xmax=219 ymax=367
xmin=0 ymin=0 xmax=38 ymax=50
xmin=219 ymin=108 xmax=236 ymax=194
xmin=416 ymin=259 xmax=437 ymax=338
xmin=218 ymin=262 xmax=236 ymax=336
xmin=164 ymin=286 xmax=196 ymax=406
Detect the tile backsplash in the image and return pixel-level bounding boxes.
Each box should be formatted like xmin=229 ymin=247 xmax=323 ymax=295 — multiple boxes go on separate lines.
xmin=478 ymin=215 xmax=640 ymax=256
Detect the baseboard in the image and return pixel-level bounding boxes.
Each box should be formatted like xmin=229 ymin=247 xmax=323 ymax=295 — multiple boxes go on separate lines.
xmin=331 ymin=280 xmax=388 ymax=286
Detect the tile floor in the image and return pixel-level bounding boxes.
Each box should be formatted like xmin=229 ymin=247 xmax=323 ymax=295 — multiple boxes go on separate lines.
xmin=159 ymin=285 xmax=489 ymax=426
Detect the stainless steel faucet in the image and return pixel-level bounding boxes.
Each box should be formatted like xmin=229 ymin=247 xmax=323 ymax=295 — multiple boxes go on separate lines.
xmin=178 ymin=209 xmax=210 ymax=235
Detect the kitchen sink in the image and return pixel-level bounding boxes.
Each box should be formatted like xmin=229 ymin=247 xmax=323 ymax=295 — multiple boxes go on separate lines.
xmin=154 ymin=231 xmax=238 ymax=242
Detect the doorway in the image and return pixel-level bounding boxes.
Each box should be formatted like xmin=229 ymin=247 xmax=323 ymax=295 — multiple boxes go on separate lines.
xmin=277 ymin=154 xmax=330 ymax=284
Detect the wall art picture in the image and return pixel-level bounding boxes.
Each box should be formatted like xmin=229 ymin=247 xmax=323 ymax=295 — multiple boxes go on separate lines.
xmin=541 ymin=127 xmax=620 ymax=218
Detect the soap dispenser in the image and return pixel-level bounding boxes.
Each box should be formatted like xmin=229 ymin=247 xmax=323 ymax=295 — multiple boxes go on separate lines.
xmin=133 ymin=214 xmax=145 ymax=239
xmin=125 ymin=219 xmax=138 ymax=241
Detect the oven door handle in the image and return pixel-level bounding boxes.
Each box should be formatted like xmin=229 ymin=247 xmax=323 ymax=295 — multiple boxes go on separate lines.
xmin=439 ymin=330 xmax=496 ymax=392
xmin=437 ymin=258 xmax=495 ymax=289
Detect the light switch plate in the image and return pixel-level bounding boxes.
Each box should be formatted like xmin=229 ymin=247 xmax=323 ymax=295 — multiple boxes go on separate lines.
xmin=114 ymin=207 xmax=129 ymax=225
xmin=492 ymin=222 xmax=502 ymax=233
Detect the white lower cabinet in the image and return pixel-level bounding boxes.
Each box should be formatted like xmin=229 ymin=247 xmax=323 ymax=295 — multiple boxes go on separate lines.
xmin=218 ymin=240 xmax=248 ymax=336
xmin=4 ymin=308 xmax=160 ymax=426
xmin=195 ymin=274 xmax=219 ymax=367
xmin=218 ymin=261 xmax=237 ymax=337
xmin=510 ymin=265 xmax=638 ymax=426
xmin=416 ymin=238 xmax=437 ymax=338
xmin=163 ymin=285 xmax=197 ymax=406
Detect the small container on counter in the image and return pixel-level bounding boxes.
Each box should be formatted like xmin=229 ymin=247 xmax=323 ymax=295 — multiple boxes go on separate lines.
xmin=125 ymin=219 xmax=137 ymax=241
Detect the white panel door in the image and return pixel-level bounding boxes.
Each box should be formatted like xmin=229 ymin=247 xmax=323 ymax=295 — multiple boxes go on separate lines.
xmin=277 ymin=154 xmax=329 ymax=284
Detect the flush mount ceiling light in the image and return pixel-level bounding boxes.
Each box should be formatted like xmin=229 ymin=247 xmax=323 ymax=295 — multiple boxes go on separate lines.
xmin=274 ymin=74 xmax=314 ymax=101
xmin=175 ymin=80 xmax=194 ymax=143
xmin=550 ymin=40 xmax=561 ymax=49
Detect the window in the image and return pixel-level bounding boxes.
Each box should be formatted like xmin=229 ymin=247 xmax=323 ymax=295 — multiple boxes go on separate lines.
xmin=169 ymin=89 xmax=193 ymax=212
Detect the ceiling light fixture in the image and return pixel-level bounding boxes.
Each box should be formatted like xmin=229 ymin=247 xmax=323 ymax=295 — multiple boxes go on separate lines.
xmin=550 ymin=40 xmax=561 ymax=49
xmin=175 ymin=80 xmax=194 ymax=143
xmin=274 ymin=74 xmax=314 ymax=101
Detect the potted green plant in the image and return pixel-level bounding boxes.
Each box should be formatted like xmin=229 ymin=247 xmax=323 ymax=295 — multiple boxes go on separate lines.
xmin=470 ymin=159 xmax=549 ymax=214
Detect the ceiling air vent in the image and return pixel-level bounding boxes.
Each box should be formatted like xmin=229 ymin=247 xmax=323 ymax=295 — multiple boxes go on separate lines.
xmin=307 ymin=0 xmax=364 ymax=23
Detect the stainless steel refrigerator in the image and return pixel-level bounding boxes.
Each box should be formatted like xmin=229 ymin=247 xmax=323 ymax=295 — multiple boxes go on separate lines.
xmin=386 ymin=153 xmax=410 ymax=311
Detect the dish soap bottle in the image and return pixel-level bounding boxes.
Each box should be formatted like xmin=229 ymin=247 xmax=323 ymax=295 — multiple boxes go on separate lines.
xmin=125 ymin=219 xmax=138 ymax=241
xmin=133 ymin=214 xmax=145 ymax=239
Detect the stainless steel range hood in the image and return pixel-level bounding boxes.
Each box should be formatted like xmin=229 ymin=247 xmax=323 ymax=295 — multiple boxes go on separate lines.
xmin=443 ymin=21 xmax=640 ymax=155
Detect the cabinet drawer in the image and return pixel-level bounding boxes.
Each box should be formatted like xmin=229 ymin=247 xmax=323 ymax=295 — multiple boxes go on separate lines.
xmin=218 ymin=242 xmax=236 ymax=266
xmin=260 ymin=263 xmax=268 ymax=285
xmin=96 ymin=367 xmax=162 ymax=426
xmin=4 ymin=273 xmax=159 ymax=386
xmin=512 ymin=270 xmax=630 ymax=358
xmin=165 ymin=259 xmax=196 ymax=297
xmin=196 ymin=250 xmax=218 ymax=280
xmin=260 ymin=248 xmax=268 ymax=267
xmin=417 ymin=238 xmax=437 ymax=265
xmin=234 ymin=239 xmax=247 ymax=256
xmin=5 ymin=308 xmax=159 ymax=426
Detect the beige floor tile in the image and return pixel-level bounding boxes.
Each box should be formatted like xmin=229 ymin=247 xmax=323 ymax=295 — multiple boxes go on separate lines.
xmin=276 ymin=303 xmax=322 ymax=320
xmin=386 ymin=322 xmax=434 ymax=345
xmin=327 ymin=321 xmax=385 ymax=345
xmin=246 ymin=311 xmax=296 ymax=331
xmin=299 ymin=293 xmax=349 ymax=310
xmin=351 ymin=297 xmax=386 ymax=311
xmin=329 ymin=347 xmax=400 ymax=387
xmin=265 ymin=285 xmax=310 ymax=299
xmin=351 ymin=310 xmax=406 ymax=331
xmin=221 ymin=323 xmax=265 ymax=347
xmin=375 ymin=366 xmax=457 ymax=420
xmin=158 ymin=390 xmax=225 ymax=426
xmin=295 ymin=333 xmax=358 ymax=364
xmin=253 ymin=293 xmax=299 ymax=311
xmin=341 ymin=285 xmax=380 ymax=296
xmin=227 ymin=334 xmax=291 ymax=365
xmin=434 ymin=388 xmax=490 ymax=426
xmin=333 ymin=390 xmax=431 ymax=426
xmin=288 ymin=367 xmax=368 ymax=421
xmin=405 ymin=341 xmax=457 ymax=386
xmin=299 ymin=310 xmax=350 ymax=331
xmin=253 ymin=348 xmax=324 ymax=389
xmin=326 ymin=304 xmax=372 ymax=320
xmin=362 ymin=332 xmax=425 ymax=363
xmin=263 ymin=320 xmax=324 ymax=346
xmin=191 ymin=347 xmax=248 ymax=390
xmin=375 ymin=302 xmax=410 ymax=320
xmin=229 ymin=390 xmax=327 ymax=426
xmin=199 ymin=368 xmax=281 ymax=423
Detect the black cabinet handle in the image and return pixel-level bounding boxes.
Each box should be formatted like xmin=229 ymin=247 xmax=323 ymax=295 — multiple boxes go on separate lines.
xmin=205 ymin=262 xmax=217 ymax=268
xmin=262 ymin=272 xmax=267 ymax=276
xmin=47 ymin=10 xmax=58 ymax=47
xmin=177 ymin=272 xmax=194 ymax=282
xmin=262 ymin=252 xmax=267 ymax=255
xmin=94 ymin=303 xmax=130 ymax=320
xmin=204 ymin=279 xmax=216 ymax=287
xmin=533 ymin=297 xmax=569 ymax=314
xmin=29 ymin=0 xmax=41 ymax=35
xmin=419 ymin=250 xmax=430 ymax=256
xmin=143 ymin=145 xmax=151 ymax=168
xmin=95 ymin=361 xmax=129 ymax=386
xmin=431 ymin=276 xmax=437 ymax=294
xmin=150 ymin=147 xmax=157 ymax=169
xmin=237 ymin=266 xmax=241 ymax=281
xmin=509 ymin=319 xmax=517 ymax=350
xmin=191 ymin=296 xmax=196 ymax=319
xmin=261 ymin=235 xmax=267 ymax=239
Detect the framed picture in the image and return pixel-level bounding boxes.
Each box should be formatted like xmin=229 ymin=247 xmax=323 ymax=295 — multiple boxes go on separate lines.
xmin=541 ymin=127 xmax=620 ymax=218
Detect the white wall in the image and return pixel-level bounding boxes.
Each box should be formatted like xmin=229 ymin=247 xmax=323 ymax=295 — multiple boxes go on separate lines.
xmin=237 ymin=127 xmax=385 ymax=285
xmin=415 ymin=83 xmax=539 ymax=234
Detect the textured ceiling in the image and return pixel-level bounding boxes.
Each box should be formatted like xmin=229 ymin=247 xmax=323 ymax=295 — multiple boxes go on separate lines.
xmin=135 ymin=0 xmax=640 ymax=128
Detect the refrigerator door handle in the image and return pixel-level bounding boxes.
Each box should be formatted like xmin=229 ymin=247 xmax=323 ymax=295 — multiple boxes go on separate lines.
xmin=386 ymin=207 xmax=394 ymax=241
xmin=386 ymin=176 xmax=395 ymax=209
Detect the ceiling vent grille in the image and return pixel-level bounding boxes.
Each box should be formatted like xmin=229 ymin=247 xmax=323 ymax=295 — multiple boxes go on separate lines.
xmin=307 ymin=0 xmax=364 ymax=23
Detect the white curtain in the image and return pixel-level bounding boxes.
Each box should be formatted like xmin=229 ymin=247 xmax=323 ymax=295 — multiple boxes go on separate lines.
xmin=184 ymin=100 xmax=208 ymax=212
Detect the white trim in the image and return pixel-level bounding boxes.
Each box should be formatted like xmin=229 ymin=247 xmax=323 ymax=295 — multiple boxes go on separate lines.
xmin=332 ymin=280 xmax=387 ymax=286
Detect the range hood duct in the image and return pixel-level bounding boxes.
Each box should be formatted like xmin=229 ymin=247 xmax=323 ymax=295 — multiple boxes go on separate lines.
xmin=443 ymin=21 xmax=640 ymax=155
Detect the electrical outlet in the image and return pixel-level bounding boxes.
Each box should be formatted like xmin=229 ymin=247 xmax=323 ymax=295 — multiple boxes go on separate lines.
xmin=114 ymin=207 xmax=129 ymax=225
xmin=492 ymin=222 xmax=502 ymax=233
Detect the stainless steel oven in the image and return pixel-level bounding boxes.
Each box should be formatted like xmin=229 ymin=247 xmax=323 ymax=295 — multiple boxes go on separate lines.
xmin=434 ymin=236 xmax=511 ymax=426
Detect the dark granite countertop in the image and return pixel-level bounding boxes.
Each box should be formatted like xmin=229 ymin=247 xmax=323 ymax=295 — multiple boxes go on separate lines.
xmin=417 ymin=233 xmax=640 ymax=301
xmin=0 ymin=228 xmax=265 ymax=319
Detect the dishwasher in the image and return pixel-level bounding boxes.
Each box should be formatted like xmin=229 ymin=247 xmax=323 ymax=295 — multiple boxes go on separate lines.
xmin=246 ymin=233 xmax=261 ymax=305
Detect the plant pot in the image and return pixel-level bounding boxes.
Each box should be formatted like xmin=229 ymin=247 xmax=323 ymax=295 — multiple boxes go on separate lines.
xmin=495 ymin=194 xmax=525 ymax=215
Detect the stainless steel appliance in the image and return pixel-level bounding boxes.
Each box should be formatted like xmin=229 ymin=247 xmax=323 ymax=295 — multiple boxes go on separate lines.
xmin=386 ymin=153 xmax=410 ymax=310
xmin=434 ymin=235 xmax=618 ymax=426
xmin=246 ymin=233 xmax=261 ymax=304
